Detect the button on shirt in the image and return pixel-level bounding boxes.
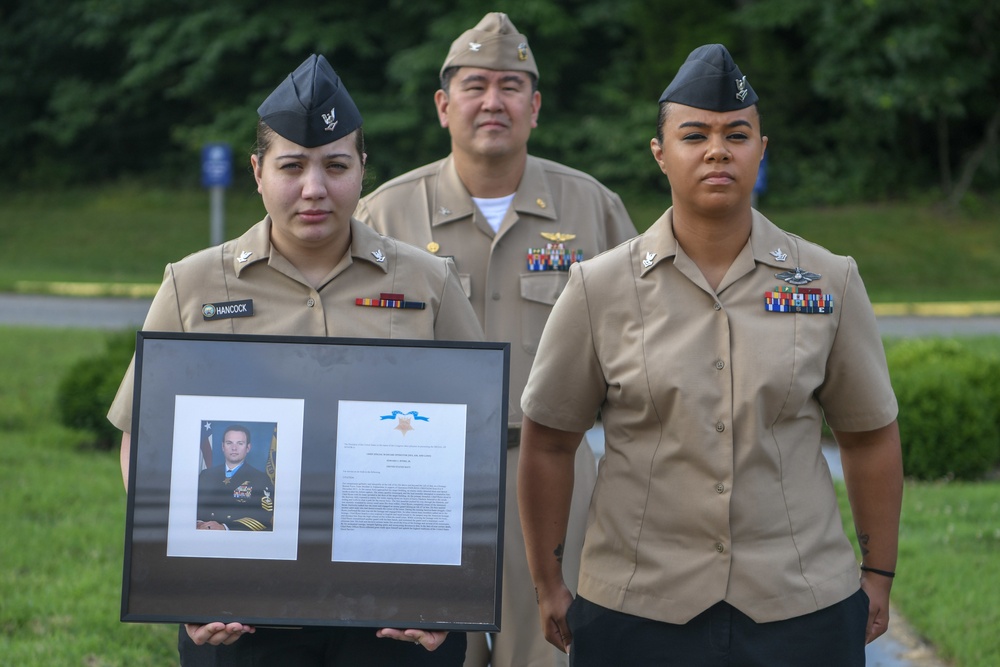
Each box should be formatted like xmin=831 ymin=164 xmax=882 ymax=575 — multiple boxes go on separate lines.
xmin=108 ymin=217 xmax=483 ymax=432
xmin=521 ymin=208 xmax=898 ymax=624
xmin=356 ymin=154 xmax=635 ymax=427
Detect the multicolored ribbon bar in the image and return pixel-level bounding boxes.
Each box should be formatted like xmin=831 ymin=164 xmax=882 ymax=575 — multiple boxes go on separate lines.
xmin=355 ymin=292 xmax=426 ymax=309
xmin=527 ymin=243 xmax=583 ymax=271
xmin=764 ymin=289 xmax=834 ymax=314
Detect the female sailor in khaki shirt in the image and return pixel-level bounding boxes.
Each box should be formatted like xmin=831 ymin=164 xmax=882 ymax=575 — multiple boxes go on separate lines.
xmin=518 ymin=44 xmax=902 ymax=666
xmin=108 ymin=54 xmax=480 ymax=666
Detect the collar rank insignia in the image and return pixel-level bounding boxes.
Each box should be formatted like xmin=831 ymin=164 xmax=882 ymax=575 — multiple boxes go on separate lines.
xmin=237 ymin=250 xmax=253 ymax=263
xmin=371 ymin=249 xmax=386 ymax=263
xmin=775 ymin=267 xmax=821 ymax=285
xmin=769 ymin=248 xmax=787 ymax=262
xmin=322 ymin=107 xmax=338 ymax=132
xmin=437 ymin=206 xmax=451 ymax=217
xmin=469 ymin=41 xmax=482 ymax=52
xmin=642 ymin=251 xmax=656 ymax=268
xmin=735 ymin=76 xmax=750 ymax=102
xmin=541 ymin=232 xmax=576 ymax=243
xmin=356 ymin=292 xmax=426 ymax=310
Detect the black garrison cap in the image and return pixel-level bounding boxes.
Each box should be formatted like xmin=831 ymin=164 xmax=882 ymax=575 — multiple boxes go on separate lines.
xmin=658 ymin=44 xmax=758 ymax=111
xmin=257 ymin=54 xmax=363 ymax=148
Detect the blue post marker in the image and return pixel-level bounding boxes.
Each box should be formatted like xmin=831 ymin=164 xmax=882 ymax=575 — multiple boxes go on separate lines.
xmin=201 ymin=144 xmax=233 ymax=246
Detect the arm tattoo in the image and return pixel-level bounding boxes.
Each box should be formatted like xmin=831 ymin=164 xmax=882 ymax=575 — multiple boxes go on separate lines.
xmin=553 ymin=542 xmax=564 ymax=564
xmin=856 ymin=529 xmax=870 ymax=558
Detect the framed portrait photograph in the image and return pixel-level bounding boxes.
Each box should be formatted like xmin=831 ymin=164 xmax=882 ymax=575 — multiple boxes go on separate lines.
xmin=122 ymin=332 xmax=509 ymax=631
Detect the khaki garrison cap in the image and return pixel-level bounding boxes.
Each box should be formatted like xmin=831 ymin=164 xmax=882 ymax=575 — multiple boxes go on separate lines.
xmin=440 ymin=12 xmax=539 ymax=79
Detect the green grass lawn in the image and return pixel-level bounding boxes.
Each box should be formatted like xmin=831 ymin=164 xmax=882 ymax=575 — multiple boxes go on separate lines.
xmin=2 ymin=186 xmax=999 ymax=304
xmin=837 ymin=479 xmax=1000 ymax=666
xmin=0 ymin=327 xmax=177 ymax=665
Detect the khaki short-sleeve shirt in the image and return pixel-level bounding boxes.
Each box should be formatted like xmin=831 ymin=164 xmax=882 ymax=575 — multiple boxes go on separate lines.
xmin=108 ymin=217 xmax=483 ymax=432
xmin=521 ymin=208 xmax=898 ymax=624
xmin=356 ymin=155 xmax=636 ymax=426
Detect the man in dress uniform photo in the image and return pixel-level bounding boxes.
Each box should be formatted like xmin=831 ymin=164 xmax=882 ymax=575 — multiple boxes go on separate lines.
xmin=196 ymin=424 xmax=274 ymax=532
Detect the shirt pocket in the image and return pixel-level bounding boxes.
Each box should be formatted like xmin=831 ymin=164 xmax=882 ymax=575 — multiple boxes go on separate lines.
xmin=519 ymin=272 xmax=570 ymax=354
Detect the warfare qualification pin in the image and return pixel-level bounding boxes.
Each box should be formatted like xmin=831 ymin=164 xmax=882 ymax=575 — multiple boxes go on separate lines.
xmin=775 ymin=267 xmax=821 ymax=285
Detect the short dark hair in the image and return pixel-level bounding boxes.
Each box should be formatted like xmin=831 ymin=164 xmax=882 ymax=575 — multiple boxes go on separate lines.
xmin=439 ymin=66 xmax=538 ymax=94
xmin=223 ymin=424 xmax=251 ymax=445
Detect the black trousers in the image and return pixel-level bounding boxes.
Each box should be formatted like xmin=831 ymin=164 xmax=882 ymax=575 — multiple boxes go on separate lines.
xmin=566 ymin=590 xmax=868 ymax=667
xmin=178 ymin=625 xmax=467 ymax=667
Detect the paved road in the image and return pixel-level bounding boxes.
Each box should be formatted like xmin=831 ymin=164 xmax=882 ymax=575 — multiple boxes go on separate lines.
xmin=1 ymin=292 xmax=962 ymax=666
xmin=2 ymin=293 xmax=1000 ymax=338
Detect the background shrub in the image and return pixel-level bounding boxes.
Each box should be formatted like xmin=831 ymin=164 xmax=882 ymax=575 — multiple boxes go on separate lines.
xmin=886 ymin=339 xmax=1000 ymax=480
xmin=56 ymin=330 xmax=135 ymax=450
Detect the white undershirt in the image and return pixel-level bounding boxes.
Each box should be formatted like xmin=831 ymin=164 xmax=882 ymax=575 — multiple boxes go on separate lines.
xmin=472 ymin=194 xmax=515 ymax=233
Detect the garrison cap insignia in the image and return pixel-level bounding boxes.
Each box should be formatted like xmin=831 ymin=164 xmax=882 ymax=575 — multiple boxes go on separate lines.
xmin=237 ymin=250 xmax=253 ymax=263
xmin=642 ymin=252 xmax=656 ymax=268
xmin=769 ymin=248 xmax=787 ymax=262
xmin=518 ymin=42 xmax=528 ymax=61
xmin=735 ymin=76 xmax=750 ymax=102
xmin=469 ymin=41 xmax=482 ymax=52
xmin=371 ymin=249 xmax=386 ymax=263
xmin=540 ymin=232 xmax=576 ymax=243
xmin=321 ymin=107 xmax=337 ymax=132
xmin=775 ymin=267 xmax=821 ymax=285
xmin=427 ymin=241 xmax=440 ymax=254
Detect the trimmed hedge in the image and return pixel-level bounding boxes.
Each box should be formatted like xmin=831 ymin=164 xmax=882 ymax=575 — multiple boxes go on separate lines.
xmin=885 ymin=339 xmax=1000 ymax=480
xmin=57 ymin=330 xmax=135 ymax=450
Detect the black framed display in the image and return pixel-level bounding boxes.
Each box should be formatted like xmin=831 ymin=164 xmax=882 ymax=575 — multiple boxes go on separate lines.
xmin=122 ymin=331 xmax=509 ymax=631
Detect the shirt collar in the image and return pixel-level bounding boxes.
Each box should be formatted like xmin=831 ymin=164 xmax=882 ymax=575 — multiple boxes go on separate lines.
xmin=636 ymin=207 xmax=798 ymax=278
xmin=231 ymin=217 xmax=390 ymax=277
xmin=232 ymin=218 xmax=273 ymax=277
xmin=431 ymin=154 xmax=558 ymax=228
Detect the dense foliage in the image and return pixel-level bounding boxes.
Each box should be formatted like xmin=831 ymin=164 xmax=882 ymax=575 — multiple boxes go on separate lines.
xmin=886 ymin=339 xmax=1000 ymax=480
xmin=1 ymin=0 xmax=997 ymax=204
xmin=56 ymin=330 xmax=135 ymax=450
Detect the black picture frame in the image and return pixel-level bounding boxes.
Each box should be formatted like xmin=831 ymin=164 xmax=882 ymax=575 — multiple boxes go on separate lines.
xmin=122 ymin=331 xmax=509 ymax=631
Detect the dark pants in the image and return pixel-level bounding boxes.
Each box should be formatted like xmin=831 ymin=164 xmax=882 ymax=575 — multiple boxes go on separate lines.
xmin=178 ymin=625 xmax=467 ymax=667
xmin=566 ymin=590 xmax=868 ymax=667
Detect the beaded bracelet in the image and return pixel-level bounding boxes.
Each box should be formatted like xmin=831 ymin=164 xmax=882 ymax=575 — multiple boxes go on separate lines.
xmin=860 ymin=565 xmax=895 ymax=578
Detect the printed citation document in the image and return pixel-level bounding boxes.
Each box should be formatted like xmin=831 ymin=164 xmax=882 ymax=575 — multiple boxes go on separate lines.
xmin=332 ymin=400 xmax=467 ymax=565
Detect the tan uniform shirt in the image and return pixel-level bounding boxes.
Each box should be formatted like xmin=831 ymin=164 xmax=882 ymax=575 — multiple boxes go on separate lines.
xmin=109 ymin=217 xmax=483 ymax=431
xmin=356 ymin=155 xmax=636 ymax=426
xmin=521 ymin=208 xmax=898 ymax=624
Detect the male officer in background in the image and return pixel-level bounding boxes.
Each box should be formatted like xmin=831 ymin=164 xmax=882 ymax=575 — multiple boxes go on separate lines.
xmin=356 ymin=13 xmax=636 ymax=667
